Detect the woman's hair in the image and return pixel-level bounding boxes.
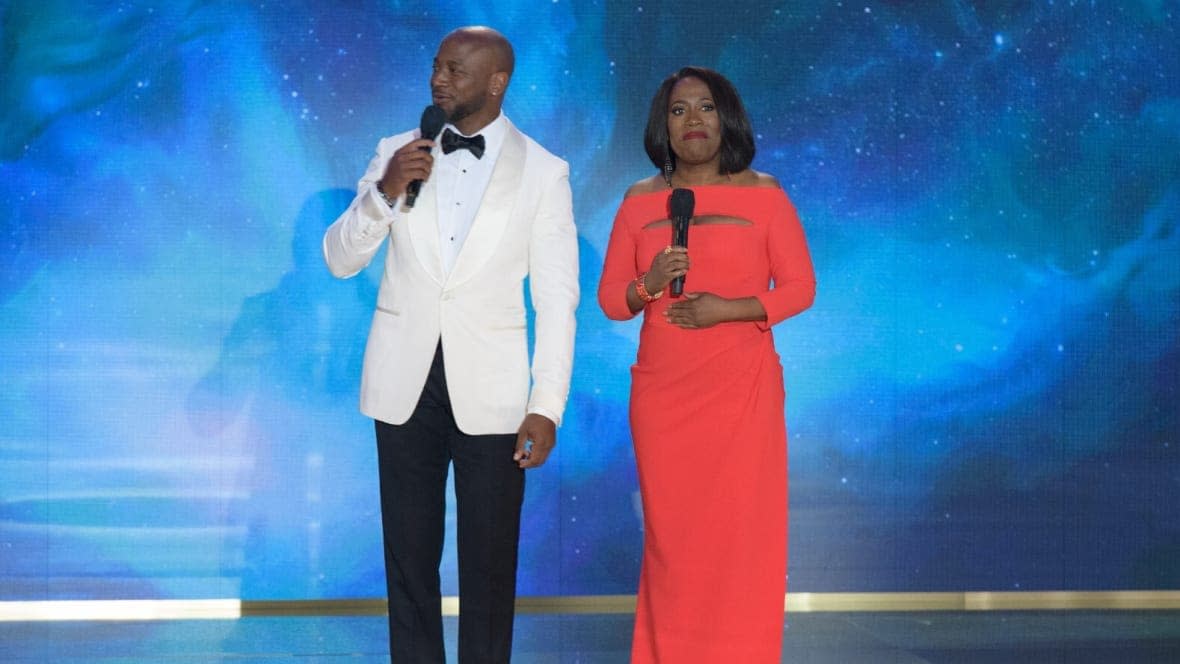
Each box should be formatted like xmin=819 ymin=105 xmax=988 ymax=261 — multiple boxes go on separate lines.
xmin=643 ymin=66 xmax=755 ymax=175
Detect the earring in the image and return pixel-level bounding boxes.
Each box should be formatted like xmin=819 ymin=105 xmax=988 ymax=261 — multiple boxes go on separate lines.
xmin=663 ymin=153 xmax=674 ymax=187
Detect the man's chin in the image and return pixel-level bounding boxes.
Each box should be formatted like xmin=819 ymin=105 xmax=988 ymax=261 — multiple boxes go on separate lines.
xmin=446 ymin=108 xmax=472 ymax=125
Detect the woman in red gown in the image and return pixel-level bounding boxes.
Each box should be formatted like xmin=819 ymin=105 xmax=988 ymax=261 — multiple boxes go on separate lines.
xmin=597 ymin=67 xmax=816 ymax=662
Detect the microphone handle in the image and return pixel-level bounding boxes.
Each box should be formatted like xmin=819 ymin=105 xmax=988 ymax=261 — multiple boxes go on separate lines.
xmin=670 ymin=216 xmax=688 ymax=296
xmin=404 ymin=181 xmax=423 ymax=208
xmin=402 ymin=144 xmax=434 ymax=209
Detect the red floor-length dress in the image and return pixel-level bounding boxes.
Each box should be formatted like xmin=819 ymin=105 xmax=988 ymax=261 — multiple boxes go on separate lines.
xmin=597 ymin=185 xmax=816 ymax=663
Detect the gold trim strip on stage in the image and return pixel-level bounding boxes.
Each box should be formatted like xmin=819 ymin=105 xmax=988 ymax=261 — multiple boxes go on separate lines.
xmin=4 ymin=592 xmax=1180 ymax=621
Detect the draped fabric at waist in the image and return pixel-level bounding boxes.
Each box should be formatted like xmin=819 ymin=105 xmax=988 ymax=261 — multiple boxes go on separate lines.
xmin=630 ymin=321 xmax=781 ymax=420
xmin=634 ymin=319 xmax=774 ymax=376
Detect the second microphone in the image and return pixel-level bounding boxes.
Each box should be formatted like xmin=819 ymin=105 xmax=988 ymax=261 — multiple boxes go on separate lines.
xmin=668 ymin=188 xmax=695 ymax=296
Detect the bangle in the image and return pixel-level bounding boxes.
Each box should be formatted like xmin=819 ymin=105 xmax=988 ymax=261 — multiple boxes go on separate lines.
xmin=375 ymin=181 xmax=396 ymax=209
xmin=634 ymin=272 xmax=664 ymax=302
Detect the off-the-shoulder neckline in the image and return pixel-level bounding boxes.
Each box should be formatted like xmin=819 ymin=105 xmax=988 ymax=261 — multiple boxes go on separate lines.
xmin=627 ymin=183 xmax=784 ymax=198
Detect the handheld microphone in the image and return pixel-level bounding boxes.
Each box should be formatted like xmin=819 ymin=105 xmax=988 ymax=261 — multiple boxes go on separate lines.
xmin=404 ymin=104 xmax=447 ymax=209
xmin=669 ymin=188 xmax=695 ymax=296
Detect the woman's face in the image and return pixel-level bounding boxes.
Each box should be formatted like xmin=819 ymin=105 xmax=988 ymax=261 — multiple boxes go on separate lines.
xmin=666 ymin=76 xmax=722 ymax=168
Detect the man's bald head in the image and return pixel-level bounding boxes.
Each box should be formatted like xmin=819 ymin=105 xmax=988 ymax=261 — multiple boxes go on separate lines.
xmin=443 ymin=26 xmax=515 ymax=79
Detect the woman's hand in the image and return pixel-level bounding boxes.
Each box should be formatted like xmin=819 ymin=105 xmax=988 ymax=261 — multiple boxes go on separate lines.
xmin=664 ymin=292 xmax=729 ymax=329
xmin=665 ymin=293 xmax=768 ymax=329
xmin=646 ymin=245 xmax=689 ymax=295
xmin=625 ymin=246 xmax=693 ymax=314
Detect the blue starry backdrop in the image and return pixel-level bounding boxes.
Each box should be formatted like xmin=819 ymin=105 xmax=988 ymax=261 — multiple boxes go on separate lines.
xmin=2 ymin=1 xmax=1178 ymax=600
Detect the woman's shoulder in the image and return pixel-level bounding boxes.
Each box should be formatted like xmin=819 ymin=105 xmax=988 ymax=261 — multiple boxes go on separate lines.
xmin=623 ymin=175 xmax=668 ymax=198
xmin=732 ymin=169 xmax=782 ymax=189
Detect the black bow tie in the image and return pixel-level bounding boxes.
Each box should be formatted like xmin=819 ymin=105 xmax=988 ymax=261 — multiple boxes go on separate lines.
xmin=441 ymin=128 xmax=486 ymax=159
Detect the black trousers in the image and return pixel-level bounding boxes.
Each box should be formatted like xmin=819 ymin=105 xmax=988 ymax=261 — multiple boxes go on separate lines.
xmin=375 ymin=342 xmax=525 ymax=663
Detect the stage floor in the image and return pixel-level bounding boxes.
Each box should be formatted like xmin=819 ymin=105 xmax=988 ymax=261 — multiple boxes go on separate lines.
xmin=4 ymin=611 xmax=1179 ymax=662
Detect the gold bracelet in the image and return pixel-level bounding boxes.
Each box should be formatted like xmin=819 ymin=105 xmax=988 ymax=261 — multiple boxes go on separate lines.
xmin=634 ymin=272 xmax=664 ymax=302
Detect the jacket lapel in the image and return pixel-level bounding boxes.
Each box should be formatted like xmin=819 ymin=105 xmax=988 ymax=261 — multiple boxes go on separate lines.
xmin=406 ymin=157 xmax=446 ymax=285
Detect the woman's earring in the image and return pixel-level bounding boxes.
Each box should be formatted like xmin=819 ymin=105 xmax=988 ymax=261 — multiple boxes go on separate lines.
xmin=663 ymin=154 xmax=674 ymax=187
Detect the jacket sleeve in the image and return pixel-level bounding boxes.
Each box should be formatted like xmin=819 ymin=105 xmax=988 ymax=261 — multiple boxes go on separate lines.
xmin=322 ymin=135 xmax=408 ymax=279
xmin=525 ymin=159 xmax=579 ymax=425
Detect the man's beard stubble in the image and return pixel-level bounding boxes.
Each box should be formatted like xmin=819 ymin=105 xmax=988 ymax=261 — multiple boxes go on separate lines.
xmin=444 ymin=95 xmax=487 ymax=128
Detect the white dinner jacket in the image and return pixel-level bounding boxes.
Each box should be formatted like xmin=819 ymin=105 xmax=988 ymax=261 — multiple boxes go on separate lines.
xmin=323 ymin=117 xmax=578 ymax=434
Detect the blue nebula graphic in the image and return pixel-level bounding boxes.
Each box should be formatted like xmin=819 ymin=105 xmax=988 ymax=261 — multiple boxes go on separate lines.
xmin=1 ymin=1 xmax=1178 ymax=600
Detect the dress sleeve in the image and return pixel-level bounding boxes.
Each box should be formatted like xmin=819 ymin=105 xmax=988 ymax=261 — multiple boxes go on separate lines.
xmin=597 ymin=201 xmax=641 ymax=321
xmin=754 ymin=192 xmax=816 ymax=330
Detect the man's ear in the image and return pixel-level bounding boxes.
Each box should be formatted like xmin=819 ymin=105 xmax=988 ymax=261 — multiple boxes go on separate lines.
xmin=490 ymin=71 xmax=509 ymax=97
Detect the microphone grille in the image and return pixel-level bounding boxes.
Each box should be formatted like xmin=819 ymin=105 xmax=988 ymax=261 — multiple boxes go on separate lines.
xmin=670 ymin=187 xmax=695 ymax=218
xmin=420 ymin=105 xmax=447 ymax=140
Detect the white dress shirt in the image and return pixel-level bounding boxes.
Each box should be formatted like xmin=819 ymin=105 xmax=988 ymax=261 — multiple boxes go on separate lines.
xmin=434 ymin=113 xmax=508 ymax=276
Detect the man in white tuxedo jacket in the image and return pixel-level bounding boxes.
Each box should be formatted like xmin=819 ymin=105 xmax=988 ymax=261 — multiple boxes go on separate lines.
xmin=322 ymin=26 xmax=578 ymax=663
